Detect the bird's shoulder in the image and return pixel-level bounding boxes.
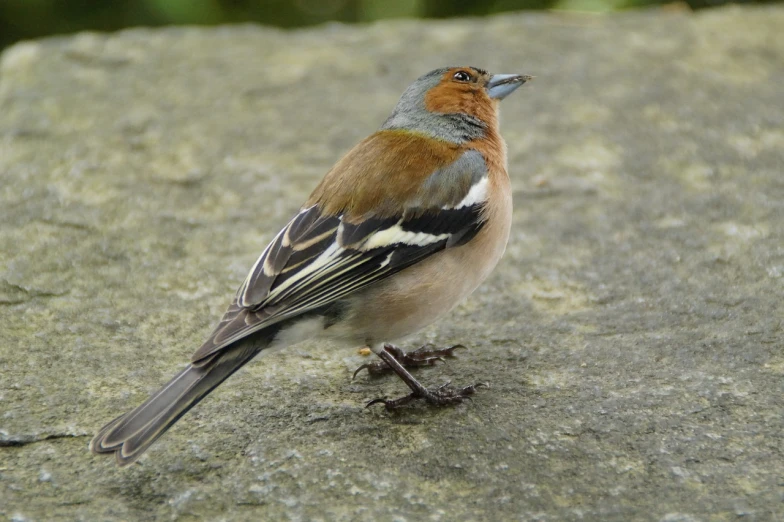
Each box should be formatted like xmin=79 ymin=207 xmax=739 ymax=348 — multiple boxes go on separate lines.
xmin=306 ymin=129 xmax=496 ymax=219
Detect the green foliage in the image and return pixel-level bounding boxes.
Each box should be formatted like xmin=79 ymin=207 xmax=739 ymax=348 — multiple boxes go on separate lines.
xmin=0 ymin=0 xmax=774 ymax=50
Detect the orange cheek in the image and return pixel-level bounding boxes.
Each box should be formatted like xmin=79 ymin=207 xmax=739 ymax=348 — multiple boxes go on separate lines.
xmin=424 ymin=82 xmax=498 ymax=126
xmin=424 ymin=82 xmax=469 ymax=114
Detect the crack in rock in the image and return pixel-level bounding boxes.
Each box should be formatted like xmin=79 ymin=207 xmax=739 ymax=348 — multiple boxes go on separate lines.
xmin=0 ymin=432 xmax=90 ymax=447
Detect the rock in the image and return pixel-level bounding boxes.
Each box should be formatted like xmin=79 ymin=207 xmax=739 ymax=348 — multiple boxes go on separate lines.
xmin=1 ymin=6 xmax=782 ymax=520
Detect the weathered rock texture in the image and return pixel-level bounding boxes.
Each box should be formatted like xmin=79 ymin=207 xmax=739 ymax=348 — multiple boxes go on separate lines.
xmin=1 ymin=6 xmax=782 ymax=521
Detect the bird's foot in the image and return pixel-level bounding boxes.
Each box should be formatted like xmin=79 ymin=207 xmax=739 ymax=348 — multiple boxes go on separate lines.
xmin=366 ymin=381 xmax=488 ymax=410
xmin=352 ymin=343 xmax=466 ymax=378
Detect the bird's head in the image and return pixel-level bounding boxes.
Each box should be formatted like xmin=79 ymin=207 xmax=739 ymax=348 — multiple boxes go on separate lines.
xmin=381 ymin=66 xmax=531 ymax=143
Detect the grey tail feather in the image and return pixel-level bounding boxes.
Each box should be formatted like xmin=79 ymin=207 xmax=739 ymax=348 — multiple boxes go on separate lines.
xmin=90 ymin=329 xmax=275 ymax=466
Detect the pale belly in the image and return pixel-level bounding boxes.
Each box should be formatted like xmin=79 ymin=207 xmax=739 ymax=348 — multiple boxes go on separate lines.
xmin=327 ymin=178 xmax=512 ymax=347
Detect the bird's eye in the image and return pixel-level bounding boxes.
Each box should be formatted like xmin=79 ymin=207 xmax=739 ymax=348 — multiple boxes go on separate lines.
xmin=453 ymin=71 xmax=472 ymax=83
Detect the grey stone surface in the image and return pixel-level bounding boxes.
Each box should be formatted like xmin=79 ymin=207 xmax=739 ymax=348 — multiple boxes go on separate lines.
xmin=1 ymin=6 xmax=782 ymax=520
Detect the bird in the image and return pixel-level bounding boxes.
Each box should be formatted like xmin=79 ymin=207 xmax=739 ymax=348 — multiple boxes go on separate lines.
xmin=90 ymin=66 xmax=531 ymax=466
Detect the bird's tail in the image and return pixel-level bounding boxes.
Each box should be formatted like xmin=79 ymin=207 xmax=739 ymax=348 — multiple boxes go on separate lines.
xmin=90 ymin=331 xmax=273 ymax=466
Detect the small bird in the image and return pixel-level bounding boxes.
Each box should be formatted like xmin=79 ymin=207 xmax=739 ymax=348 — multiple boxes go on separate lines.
xmin=90 ymin=66 xmax=531 ymax=466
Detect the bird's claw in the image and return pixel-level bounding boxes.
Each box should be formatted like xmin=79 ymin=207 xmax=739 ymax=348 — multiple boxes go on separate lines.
xmin=352 ymin=343 xmax=467 ymax=378
xmin=366 ymin=381 xmax=489 ymax=410
xmin=411 ymin=343 xmax=466 ymax=359
xmin=352 ymin=363 xmax=374 ymax=380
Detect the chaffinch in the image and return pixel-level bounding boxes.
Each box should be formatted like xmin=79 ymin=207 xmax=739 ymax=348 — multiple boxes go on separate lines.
xmin=91 ymin=66 xmax=531 ymax=465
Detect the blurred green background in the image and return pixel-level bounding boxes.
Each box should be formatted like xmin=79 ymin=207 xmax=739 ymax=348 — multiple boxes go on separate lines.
xmin=0 ymin=0 xmax=777 ymax=51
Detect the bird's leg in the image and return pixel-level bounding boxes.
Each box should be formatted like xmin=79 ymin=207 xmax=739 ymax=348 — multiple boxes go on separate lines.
xmin=352 ymin=343 xmax=465 ymax=378
xmin=364 ymin=343 xmax=487 ymax=409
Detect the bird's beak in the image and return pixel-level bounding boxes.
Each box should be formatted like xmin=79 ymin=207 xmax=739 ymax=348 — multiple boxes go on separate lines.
xmin=486 ymin=74 xmax=533 ymax=100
